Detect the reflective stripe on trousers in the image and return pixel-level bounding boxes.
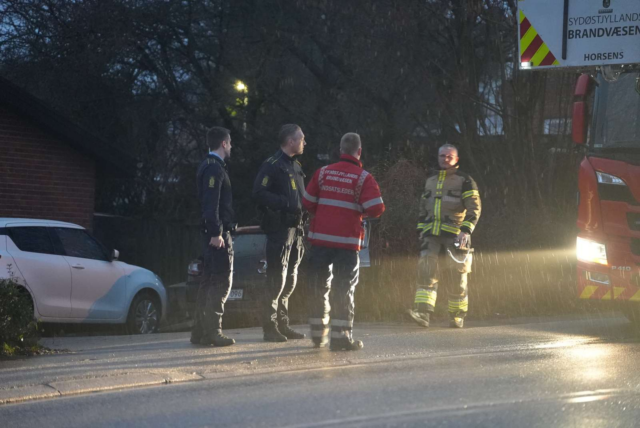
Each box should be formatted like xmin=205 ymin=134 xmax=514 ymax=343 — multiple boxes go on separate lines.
xmin=414 ymin=288 xmax=437 ymax=312
xmin=415 ymin=235 xmax=471 ymax=314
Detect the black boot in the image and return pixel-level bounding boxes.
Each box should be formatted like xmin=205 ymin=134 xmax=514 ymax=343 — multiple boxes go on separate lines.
xmin=279 ymin=324 xmax=307 ymax=340
xmin=263 ymin=324 xmax=287 ymax=342
xmin=201 ymin=331 xmax=235 ymax=347
xmin=190 ymin=320 xmax=202 ymax=344
xmin=213 ymin=331 xmax=235 ymax=346
xmin=190 ymin=330 xmax=202 ymax=345
xmin=407 ymin=309 xmax=430 ymax=328
xmin=330 ymin=332 xmax=363 ymax=352
xmin=312 ymin=337 xmax=329 ymax=348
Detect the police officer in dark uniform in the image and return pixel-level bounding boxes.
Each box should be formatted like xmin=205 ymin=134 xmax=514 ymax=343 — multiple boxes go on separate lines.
xmin=253 ymin=124 xmax=307 ymax=342
xmin=191 ymin=127 xmax=236 ymax=347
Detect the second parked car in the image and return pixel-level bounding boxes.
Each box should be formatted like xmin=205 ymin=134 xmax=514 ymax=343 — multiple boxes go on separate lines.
xmin=168 ymin=221 xmax=373 ymax=328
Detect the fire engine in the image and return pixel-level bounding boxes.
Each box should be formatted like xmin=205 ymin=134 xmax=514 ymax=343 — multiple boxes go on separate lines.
xmin=518 ymin=0 xmax=640 ymax=321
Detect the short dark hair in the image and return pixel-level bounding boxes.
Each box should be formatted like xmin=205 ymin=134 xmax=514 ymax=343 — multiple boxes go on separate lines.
xmin=278 ymin=124 xmax=301 ymax=146
xmin=207 ymin=126 xmax=230 ymax=151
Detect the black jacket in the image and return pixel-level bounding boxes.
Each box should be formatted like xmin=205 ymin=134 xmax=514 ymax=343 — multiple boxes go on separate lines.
xmin=253 ymin=149 xmax=305 ymax=215
xmin=197 ymin=154 xmax=234 ymax=238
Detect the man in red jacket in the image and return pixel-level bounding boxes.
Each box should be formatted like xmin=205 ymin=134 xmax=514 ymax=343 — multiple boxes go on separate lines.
xmin=303 ymin=133 xmax=385 ymax=351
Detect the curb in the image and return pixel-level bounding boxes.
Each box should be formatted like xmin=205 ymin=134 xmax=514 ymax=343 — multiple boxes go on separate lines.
xmin=0 ymin=372 xmax=204 ymax=405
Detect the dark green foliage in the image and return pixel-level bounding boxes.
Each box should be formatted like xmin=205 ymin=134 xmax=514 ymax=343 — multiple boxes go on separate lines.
xmin=0 ymin=277 xmax=39 ymax=356
xmin=0 ymin=0 xmax=578 ymax=227
xmin=0 ymin=1 xmax=583 ymax=320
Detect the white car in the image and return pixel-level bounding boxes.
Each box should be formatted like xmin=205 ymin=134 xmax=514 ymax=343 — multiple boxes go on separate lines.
xmin=0 ymin=218 xmax=167 ymax=334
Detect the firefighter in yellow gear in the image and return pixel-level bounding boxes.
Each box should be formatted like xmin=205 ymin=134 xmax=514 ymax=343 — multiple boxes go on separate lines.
xmin=407 ymin=144 xmax=481 ymax=328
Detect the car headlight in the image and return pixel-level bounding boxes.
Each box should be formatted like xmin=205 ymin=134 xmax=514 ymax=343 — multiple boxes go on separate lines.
xmin=577 ymin=237 xmax=607 ymax=265
xmin=596 ymin=171 xmax=625 ymax=186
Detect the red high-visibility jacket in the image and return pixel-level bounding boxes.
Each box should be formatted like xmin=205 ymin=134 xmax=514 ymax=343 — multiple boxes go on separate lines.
xmin=303 ymin=154 xmax=385 ymax=250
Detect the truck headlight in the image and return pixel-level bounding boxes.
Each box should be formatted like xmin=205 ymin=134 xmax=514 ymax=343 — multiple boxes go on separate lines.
xmin=596 ymin=171 xmax=625 ymax=186
xmin=577 ymin=237 xmax=607 ymax=265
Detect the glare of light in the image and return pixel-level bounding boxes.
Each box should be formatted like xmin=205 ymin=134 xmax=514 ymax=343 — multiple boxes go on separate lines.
xmin=520 ymin=62 xmax=533 ymax=70
xmin=235 ymin=80 xmax=247 ymax=92
xmin=567 ymin=394 xmax=611 ymax=404
xmin=576 ymin=237 xmax=608 ymax=265
xmin=534 ymin=338 xmax=592 ymax=349
xmin=567 ymin=345 xmax=609 ymax=360
xmin=581 ymin=368 xmax=608 ymax=380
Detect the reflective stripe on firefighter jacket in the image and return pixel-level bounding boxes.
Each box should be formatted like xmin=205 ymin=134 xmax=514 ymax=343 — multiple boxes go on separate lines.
xmin=303 ymin=154 xmax=385 ymax=250
xmin=417 ymin=165 xmax=481 ymax=237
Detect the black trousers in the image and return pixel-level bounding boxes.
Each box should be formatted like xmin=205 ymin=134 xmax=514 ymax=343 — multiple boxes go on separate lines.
xmin=263 ymin=227 xmax=304 ymax=329
xmin=307 ymin=246 xmax=359 ymax=343
xmin=192 ymin=232 xmax=234 ymax=339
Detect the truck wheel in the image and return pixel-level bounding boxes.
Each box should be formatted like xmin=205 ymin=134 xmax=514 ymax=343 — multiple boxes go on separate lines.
xmin=126 ymin=292 xmax=161 ymax=334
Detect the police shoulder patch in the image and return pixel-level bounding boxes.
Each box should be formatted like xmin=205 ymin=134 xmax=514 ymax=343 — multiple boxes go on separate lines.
xmin=262 ymin=176 xmax=269 ymax=186
xmin=209 ymin=176 xmax=216 ymax=188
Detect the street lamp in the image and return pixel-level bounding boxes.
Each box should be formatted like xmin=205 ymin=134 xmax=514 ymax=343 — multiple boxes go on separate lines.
xmin=235 ymin=80 xmax=247 ymax=93
xmin=234 ymin=80 xmax=248 ymax=135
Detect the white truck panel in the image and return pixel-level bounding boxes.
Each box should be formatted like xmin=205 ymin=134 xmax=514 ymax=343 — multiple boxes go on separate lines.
xmin=518 ymin=0 xmax=640 ymax=69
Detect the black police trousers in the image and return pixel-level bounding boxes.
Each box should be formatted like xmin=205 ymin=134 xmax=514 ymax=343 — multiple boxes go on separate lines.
xmin=307 ymin=246 xmax=360 ymax=344
xmin=263 ymin=227 xmax=304 ymax=330
xmin=192 ymin=232 xmax=234 ymax=340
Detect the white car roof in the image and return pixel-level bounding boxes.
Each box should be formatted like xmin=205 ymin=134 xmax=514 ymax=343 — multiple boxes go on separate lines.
xmin=0 ymin=218 xmax=84 ymax=229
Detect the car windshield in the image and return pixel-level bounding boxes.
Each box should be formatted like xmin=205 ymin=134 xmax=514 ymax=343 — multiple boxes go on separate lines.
xmin=593 ymin=71 xmax=640 ymax=151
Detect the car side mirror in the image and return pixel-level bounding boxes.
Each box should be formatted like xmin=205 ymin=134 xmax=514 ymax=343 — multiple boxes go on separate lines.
xmin=110 ymin=249 xmax=120 ymax=262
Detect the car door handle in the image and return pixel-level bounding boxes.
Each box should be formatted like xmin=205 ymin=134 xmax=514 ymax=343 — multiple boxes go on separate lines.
xmin=72 ymin=264 xmax=85 ymax=270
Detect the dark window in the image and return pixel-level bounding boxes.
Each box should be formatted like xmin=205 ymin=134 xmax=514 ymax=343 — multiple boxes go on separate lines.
xmin=8 ymin=227 xmax=55 ymax=255
xmin=54 ymin=228 xmax=108 ymax=261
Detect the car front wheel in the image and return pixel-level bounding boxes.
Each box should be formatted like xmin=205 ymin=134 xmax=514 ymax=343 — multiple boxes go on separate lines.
xmin=127 ymin=293 xmax=161 ymax=334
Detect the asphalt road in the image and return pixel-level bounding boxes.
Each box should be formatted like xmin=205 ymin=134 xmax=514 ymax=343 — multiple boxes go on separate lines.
xmin=2 ymin=314 xmax=640 ymax=427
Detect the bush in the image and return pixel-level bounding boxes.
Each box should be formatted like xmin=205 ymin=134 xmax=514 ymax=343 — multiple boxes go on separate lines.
xmin=0 ymin=278 xmax=39 ymax=356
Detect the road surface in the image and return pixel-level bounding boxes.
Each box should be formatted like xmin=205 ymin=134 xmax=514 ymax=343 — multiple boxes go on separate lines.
xmin=1 ymin=314 xmax=640 ymax=427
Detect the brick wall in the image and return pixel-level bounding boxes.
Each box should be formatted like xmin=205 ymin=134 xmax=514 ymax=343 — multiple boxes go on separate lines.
xmin=0 ymin=105 xmax=96 ymax=229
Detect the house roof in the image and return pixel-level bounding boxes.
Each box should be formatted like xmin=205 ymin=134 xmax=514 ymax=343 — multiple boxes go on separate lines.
xmin=0 ymin=76 xmax=136 ymax=174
